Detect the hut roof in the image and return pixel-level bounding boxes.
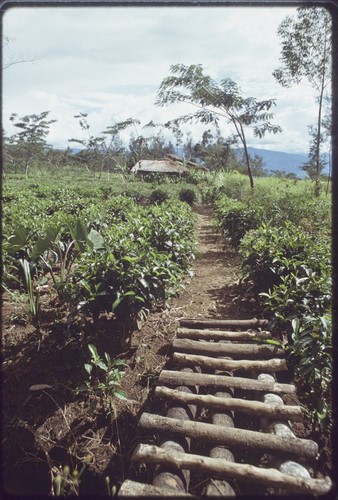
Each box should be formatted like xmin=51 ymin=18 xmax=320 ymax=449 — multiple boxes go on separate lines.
xmin=131 ymin=159 xmax=189 ymax=174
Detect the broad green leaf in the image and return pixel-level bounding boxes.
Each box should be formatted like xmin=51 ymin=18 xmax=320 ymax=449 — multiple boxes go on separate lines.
xmin=114 ymin=390 xmax=128 ymax=400
xmin=7 ymin=226 xmax=32 ymax=255
xmin=88 ymin=343 xmax=99 ymax=360
xmin=112 ymin=296 xmax=122 ymax=311
xmin=84 ymin=363 xmax=93 ymax=375
xmin=69 ymin=219 xmax=88 ymax=252
xmin=97 ymin=360 xmax=108 ymax=371
xmin=87 ymin=228 xmax=105 ymax=251
xmin=31 ymin=225 xmax=60 ymax=260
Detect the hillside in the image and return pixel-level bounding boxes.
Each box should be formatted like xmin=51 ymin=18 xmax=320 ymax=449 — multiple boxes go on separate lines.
xmin=235 ymin=147 xmax=330 ymax=178
xmin=235 ymin=147 xmax=308 ymax=177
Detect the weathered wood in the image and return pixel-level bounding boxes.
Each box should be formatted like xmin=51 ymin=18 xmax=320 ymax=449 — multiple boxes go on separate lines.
xmin=118 ymin=479 xmax=195 ymax=497
xmin=158 ymin=370 xmax=295 ymax=394
xmin=154 ymin=387 xmax=304 ymax=421
xmin=153 ymin=368 xmax=196 ymax=492
xmin=179 ymin=318 xmax=269 ymax=329
xmin=205 ymin=388 xmax=236 ymax=497
xmin=132 ymin=444 xmax=332 ymax=495
xmin=177 ymin=327 xmax=271 ymax=341
xmin=258 ymin=373 xmax=313 ymax=495
xmin=138 ymin=413 xmax=318 ymax=459
xmin=173 ymin=339 xmax=284 ymax=358
xmin=173 ymin=352 xmax=287 ymax=373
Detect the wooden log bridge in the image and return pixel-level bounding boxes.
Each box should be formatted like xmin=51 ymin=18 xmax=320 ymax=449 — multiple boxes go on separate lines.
xmin=118 ymin=317 xmax=332 ymax=497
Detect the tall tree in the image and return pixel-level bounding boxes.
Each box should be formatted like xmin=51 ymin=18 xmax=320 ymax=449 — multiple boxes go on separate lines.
xmin=7 ymin=111 xmax=57 ymax=176
xmin=273 ymin=7 xmax=332 ymax=191
xmin=70 ymin=114 xmax=137 ymax=177
xmin=156 ymin=64 xmax=282 ymax=188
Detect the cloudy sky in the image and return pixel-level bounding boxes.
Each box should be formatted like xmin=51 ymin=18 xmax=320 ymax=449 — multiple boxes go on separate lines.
xmin=2 ymin=5 xmax=324 ymax=153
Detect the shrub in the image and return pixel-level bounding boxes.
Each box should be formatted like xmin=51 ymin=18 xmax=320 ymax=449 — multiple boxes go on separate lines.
xmin=240 ymin=222 xmax=330 ymax=295
xmin=149 ymin=188 xmax=169 ymax=204
xmin=290 ymin=314 xmax=332 ymax=431
xmin=239 ymin=222 xmax=332 ymax=431
xmin=214 ymin=196 xmax=262 ymax=248
xmin=178 ymin=187 xmax=198 ymax=206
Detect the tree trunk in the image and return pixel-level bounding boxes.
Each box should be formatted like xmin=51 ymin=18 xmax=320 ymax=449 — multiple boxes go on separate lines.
xmin=131 ymin=444 xmax=331 ymax=495
xmin=158 ymin=370 xmax=295 ymax=393
xmin=177 ymin=327 xmax=271 ymax=341
xmin=154 ymin=386 xmax=304 ymax=421
xmin=179 ymin=318 xmax=268 ymax=329
xmin=314 ymin=34 xmax=328 ymax=194
xmin=173 ymin=338 xmax=284 ymax=358
xmin=135 ymin=414 xmax=318 ymax=460
xmin=173 ymin=352 xmax=287 ymax=372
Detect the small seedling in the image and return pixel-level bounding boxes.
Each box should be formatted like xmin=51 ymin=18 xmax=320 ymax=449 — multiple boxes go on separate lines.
xmin=75 ymin=344 xmax=128 ymax=415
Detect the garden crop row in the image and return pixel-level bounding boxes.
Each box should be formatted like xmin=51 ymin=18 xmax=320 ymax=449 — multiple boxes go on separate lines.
xmin=212 ymin=181 xmax=332 ymax=432
xmin=3 ymin=182 xmax=196 ymax=350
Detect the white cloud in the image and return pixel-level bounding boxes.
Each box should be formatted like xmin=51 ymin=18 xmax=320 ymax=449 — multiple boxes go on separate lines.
xmin=2 ymin=5 xmax=325 ymax=153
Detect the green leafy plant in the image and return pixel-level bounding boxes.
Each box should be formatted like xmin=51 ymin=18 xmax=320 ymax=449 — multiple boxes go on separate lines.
xmin=290 ymin=315 xmax=332 ymax=431
xmin=178 ymin=187 xmax=198 ymax=206
xmin=214 ymin=196 xmax=262 ymax=248
xmin=239 ymin=221 xmax=331 ymax=431
xmin=18 ymin=258 xmax=41 ymax=326
xmin=149 ymin=188 xmax=169 ymax=204
xmin=75 ymin=344 xmax=128 ymax=415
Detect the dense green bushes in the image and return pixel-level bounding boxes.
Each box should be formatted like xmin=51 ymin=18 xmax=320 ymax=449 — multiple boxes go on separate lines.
xmin=212 ymin=174 xmax=332 ymax=429
xmin=214 ymin=197 xmax=263 ymax=248
xmin=3 ymin=180 xmax=196 ymax=348
xmin=178 ymin=187 xmax=198 ymax=206
xmin=211 ymin=172 xmax=332 ymax=431
xmin=240 ymin=223 xmax=332 ymax=430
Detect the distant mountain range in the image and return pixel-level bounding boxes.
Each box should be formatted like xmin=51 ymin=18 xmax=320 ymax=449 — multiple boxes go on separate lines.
xmin=235 ymin=147 xmax=330 ymax=178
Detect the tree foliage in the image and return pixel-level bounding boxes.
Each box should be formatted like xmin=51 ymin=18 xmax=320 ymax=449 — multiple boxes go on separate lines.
xmin=156 ymin=64 xmax=282 ymax=188
xmin=7 ymin=111 xmax=57 ymax=176
xmin=273 ymin=7 xmax=332 ymax=190
xmin=70 ymin=114 xmax=138 ymax=176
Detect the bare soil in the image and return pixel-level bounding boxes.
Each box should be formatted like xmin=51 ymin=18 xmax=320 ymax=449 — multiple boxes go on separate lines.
xmin=1 ymin=205 xmax=332 ymax=496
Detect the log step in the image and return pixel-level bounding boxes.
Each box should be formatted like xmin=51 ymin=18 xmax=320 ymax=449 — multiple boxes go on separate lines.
xmin=154 ymin=386 xmax=304 ymax=421
xmin=177 ymin=327 xmax=272 ymax=341
xmin=173 ymin=352 xmax=287 ymax=372
xmin=179 ymin=318 xmax=269 ymax=329
xmin=173 ymin=338 xmax=284 ymax=358
xmin=131 ymin=444 xmax=332 ymax=496
xmin=138 ymin=414 xmax=318 ymax=459
xmin=158 ymin=370 xmax=295 ymax=394
xmin=118 ymin=317 xmax=330 ymax=497
xmin=118 ymin=479 xmax=196 ymax=497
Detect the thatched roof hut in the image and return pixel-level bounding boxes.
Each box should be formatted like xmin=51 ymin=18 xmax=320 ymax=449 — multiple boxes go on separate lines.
xmin=131 ymin=159 xmax=189 ymax=175
xmin=131 ymin=154 xmax=206 ymax=175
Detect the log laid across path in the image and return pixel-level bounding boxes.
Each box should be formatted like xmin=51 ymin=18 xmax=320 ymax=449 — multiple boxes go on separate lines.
xmin=173 ymin=338 xmax=284 ymax=358
xmin=173 ymin=352 xmax=287 ymax=372
xmin=118 ymin=316 xmax=332 ymax=497
xmin=179 ymin=318 xmax=269 ymax=329
xmin=177 ymin=327 xmax=272 ymax=341
xmin=132 ymin=444 xmax=332 ymax=496
xmin=154 ymin=386 xmax=304 ymax=421
xmin=138 ymin=413 xmax=318 ymax=459
xmin=158 ymin=370 xmax=295 ymax=393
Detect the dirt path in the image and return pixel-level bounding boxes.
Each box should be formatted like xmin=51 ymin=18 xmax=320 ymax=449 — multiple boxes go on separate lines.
xmin=123 ymin=205 xmax=246 ymax=400
xmin=118 ymin=205 xmax=260 ymax=452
